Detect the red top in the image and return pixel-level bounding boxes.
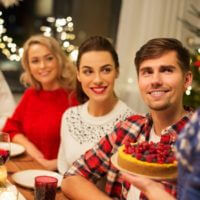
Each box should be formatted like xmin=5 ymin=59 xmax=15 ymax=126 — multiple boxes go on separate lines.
xmin=3 ymin=88 xmax=78 ymax=159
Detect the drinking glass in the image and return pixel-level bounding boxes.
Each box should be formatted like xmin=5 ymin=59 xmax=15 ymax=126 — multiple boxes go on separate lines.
xmin=34 ymin=176 xmax=58 ymax=200
xmin=0 ymin=132 xmax=10 ymax=186
xmin=0 ymin=185 xmax=19 ymax=200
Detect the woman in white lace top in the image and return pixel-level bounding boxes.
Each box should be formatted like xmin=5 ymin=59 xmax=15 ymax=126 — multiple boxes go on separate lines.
xmin=57 ymin=36 xmax=135 ymax=175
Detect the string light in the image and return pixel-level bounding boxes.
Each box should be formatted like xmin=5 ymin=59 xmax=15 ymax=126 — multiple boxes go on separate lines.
xmin=69 ymin=48 xmax=78 ymax=62
xmin=0 ymin=13 xmax=78 ymax=62
xmin=40 ymin=16 xmax=77 ymax=58
xmin=185 ymin=85 xmax=192 ymax=96
xmin=0 ymin=12 xmax=20 ymax=61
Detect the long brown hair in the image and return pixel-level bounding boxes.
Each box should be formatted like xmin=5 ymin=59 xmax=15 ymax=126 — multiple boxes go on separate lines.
xmin=135 ymin=38 xmax=190 ymax=75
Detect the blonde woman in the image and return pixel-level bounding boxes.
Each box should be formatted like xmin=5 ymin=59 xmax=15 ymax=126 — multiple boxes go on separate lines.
xmin=3 ymin=35 xmax=78 ymax=170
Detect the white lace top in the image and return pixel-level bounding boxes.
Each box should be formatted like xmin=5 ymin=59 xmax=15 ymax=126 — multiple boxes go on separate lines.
xmin=57 ymin=100 xmax=134 ymax=174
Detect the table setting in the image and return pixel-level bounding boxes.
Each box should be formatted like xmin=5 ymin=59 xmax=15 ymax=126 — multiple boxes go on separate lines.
xmin=0 ymin=132 xmax=67 ymax=200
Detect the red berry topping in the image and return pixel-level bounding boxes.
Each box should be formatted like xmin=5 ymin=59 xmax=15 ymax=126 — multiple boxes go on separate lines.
xmin=124 ymin=141 xmax=176 ymax=164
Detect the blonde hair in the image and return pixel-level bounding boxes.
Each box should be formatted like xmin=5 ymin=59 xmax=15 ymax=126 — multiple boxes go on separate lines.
xmin=20 ymin=34 xmax=76 ymax=90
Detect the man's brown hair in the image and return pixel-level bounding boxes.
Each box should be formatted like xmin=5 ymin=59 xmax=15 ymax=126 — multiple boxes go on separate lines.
xmin=134 ymin=38 xmax=190 ymax=74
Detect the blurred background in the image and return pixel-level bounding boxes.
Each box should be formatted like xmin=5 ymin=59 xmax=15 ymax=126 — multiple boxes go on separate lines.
xmin=0 ymin=0 xmax=200 ymax=113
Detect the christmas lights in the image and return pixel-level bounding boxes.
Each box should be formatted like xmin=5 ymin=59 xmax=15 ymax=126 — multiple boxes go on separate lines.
xmin=40 ymin=16 xmax=77 ymax=56
xmin=181 ymin=4 xmax=200 ymax=107
xmin=0 ymin=11 xmax=21 ymax=61
xmin=0 ymin=12 xmax=78 ymax=62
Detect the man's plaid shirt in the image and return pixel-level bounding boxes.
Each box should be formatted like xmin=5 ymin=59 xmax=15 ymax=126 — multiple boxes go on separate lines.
xmin=65 ymin=109 xmax=193 ymax=200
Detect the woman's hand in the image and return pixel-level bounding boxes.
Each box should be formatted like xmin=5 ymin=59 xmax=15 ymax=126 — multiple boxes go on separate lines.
xmin=12 ymin=134 xmax=57 ymax=170
xmin=121 ymin=172 xmax=176 ymax=200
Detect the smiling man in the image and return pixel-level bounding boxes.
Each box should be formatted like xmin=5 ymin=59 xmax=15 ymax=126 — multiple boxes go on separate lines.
xmin=61 ymin=38 xmax=194 ymax=200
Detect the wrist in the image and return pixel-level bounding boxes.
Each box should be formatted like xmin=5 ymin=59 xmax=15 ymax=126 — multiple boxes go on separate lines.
xmin=144 ymin=182 xmax=162 ymax=199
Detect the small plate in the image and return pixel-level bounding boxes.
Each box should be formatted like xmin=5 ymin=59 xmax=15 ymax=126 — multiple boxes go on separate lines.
xmin=111 ymin=152 xmax=177 ymax=180
xmin=12 ymin=169 xmax=63 ymax=189
xmin=0 ymin=142 xmax=25 ymax=157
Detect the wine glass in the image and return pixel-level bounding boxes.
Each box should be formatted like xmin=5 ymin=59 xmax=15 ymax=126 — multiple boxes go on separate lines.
xmin=0 ymin=132 xmax=10 ymax=186
xmin=0 ymin=132 xmax=10 ymax=165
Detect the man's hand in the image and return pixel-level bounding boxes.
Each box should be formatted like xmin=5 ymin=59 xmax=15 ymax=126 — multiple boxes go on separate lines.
xmin=121 ymin=172 xmax=175 ymax=200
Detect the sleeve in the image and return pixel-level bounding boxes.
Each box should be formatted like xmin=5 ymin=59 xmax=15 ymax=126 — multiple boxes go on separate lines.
xmin=183 ymin=164 xmax=200 ymax=200
xmin=57 ymin=111 xmax=71 ymax=174
xmin=181 ymin=111 xmax=200 ymax=200
xmin=64 ymin=121 xmax=127 ymax=183
xmin=0 ymin=71 xmax=16 ymax=130
xmin=2 ymin=89 xmax=30 ymax=140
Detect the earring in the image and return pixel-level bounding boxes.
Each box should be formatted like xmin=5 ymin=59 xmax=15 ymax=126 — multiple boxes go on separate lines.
xmin=185 ymin=85 xmax=192 ymax=95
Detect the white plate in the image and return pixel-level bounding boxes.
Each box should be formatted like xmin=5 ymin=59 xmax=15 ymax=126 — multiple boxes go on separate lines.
xmin=0 ymin=142 xmax=25 ymax=157
xmin=12 ymin=169 xmax=63 ymax=189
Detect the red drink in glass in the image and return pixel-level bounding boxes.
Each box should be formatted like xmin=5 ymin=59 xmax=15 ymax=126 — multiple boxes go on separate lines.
xmin=0 ymin=149 xmax=10 ymax=165
xmin=34 ymin=176 xmax=58 ymax=200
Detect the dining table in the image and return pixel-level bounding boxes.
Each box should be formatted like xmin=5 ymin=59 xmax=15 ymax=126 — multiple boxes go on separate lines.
xmin=5 ymin=152 xmax=69 ymax=200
